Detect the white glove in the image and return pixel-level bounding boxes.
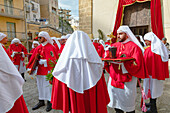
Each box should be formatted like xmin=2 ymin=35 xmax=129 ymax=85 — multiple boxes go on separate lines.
xmin=105 ymin=45 xmax=111 ymax=51
xmin=21 ymin=52 xmax=25 ymax=58
xmin=39 ymin=59 xmax=47 ymax=67
xmin=11 ymin=52 xmax=16 ymax=57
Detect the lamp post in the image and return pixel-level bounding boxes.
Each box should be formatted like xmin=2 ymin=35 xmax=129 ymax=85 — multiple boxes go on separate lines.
xmin=59 ymin=9 xmax=64 ymax=35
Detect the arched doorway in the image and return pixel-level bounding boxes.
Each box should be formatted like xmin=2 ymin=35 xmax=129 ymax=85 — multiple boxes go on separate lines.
xmin=123 ymin=1 xmax=151 ymax=36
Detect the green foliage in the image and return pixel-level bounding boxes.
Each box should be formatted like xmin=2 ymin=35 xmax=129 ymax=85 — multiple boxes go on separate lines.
xmin=46 ymin=59 xmax=58 ymax=82
xmin=98 ymin=29 xmax=104 ymax=40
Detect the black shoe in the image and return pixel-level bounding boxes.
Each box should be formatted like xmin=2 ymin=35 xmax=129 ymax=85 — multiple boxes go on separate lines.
xmin=32 ymin=100 xmax=45 ymax=110
xmin=145 ymin=102 xmax=152 ymax=107
xmin=127 ymin=110 xmax=135 ymax=113
xmin=146 ymin=98 xmax=158 ymax=113
xmin=115 ymin=108 xmax=124 ymax=113
xmin=46 ymin=101 xmax=52 ymax=112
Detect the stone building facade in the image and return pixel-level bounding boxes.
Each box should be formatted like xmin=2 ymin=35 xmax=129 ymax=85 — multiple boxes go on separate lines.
xmin=79 ymin=0 xmax=170 ymax=42
xmin=79 ymin=0 xmax=93 ymax=38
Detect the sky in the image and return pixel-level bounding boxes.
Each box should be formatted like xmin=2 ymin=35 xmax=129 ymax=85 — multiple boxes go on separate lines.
xmin=58 ymin=0 xmax=79 ymax=20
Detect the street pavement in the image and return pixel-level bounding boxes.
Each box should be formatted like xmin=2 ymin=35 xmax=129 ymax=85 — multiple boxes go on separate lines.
xmin=23 ymin=72 xmax=170 ymax=113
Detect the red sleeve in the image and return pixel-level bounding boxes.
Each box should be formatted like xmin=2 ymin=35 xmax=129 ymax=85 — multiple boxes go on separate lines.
xmin=21 ymin=45 xmax=28 ymax=54
xmin=124 ymin=46 xmax=148 ymax=79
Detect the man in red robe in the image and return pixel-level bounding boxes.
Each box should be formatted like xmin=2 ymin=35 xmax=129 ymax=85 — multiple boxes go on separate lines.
xmin=51 ymin=31 xmax=110 ymax=113
xmin=0 ymin=44 xmax=29 ymax=113
xmin=28 ymin=41 xmax=39 ymax=61
xmin=105 ymin=38 xmax=111 ymax=46
xmin=143 ymin=32 xmax=169 ymax=113
xmin=27 ymin=31 xmax=59 ymax=112
xmin=8 ymin=38 xmax=27 ymax=81
xmin=58 ymin=35 xmax=67 ymax=54
xmin=105 ymin=26 xmax=148 ymax=113
xmin=93 ymin=38 xmax=99 ymax=52
xmin=51 ymin=37 xmax=61 ymax=52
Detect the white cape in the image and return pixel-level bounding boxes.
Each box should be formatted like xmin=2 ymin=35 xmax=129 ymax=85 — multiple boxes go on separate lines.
xmin=0 ymin=44 xmax=24 ymax=113
xmin=53 ymin=31 xmax=103 ymax=93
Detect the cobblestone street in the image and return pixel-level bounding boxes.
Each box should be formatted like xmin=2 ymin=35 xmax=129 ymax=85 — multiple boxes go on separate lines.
xmin=23 ymin=72 xmax=170 ymax=113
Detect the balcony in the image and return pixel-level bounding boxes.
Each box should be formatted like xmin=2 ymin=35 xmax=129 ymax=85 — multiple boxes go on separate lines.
xmin=0 ymin=31 xmax=26 ymax=41
xmin=0 ymin=4 xmax=24 ymax=20
xmin=32 ymin=7 xmax=38 ymax=13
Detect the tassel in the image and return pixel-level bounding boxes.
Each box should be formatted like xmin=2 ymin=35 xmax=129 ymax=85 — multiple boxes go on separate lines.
xmin=118 ymin=64 xmax=121 ymax=70
xmin=142 ymin=103 xmax=147 ymax=112
xmin=147 ymin=89 xmax=151 ymax=98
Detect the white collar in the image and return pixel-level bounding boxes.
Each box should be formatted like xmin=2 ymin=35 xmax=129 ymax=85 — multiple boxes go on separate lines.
xmin=121 ymin=38 xmax=131 ymax=44
xmin=41 ymin=41 xmax=48 ymax=46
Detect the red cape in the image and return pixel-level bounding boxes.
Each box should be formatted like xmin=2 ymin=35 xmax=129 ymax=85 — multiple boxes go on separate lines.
xmin=144 ymin=47 xmax=169 ymax=80
xmin=53 ymin=44 xmax=59 ymax=53
xmin=28 ymin=48 xmax=36 ymax=61
xmin=7 ymin=95 xmax=29 ymax=113
xmin=104 ymin=41 xmax=149 ymax=89
xmin=98 ymin=44 xmax=105 ymax=57
xmin=2 ymin=45 xmax=12 ymax=59
xmin=93 ymin=42 xmax=99 ymax=51
xmin=58 ymin=44 xmax=65 ymax=54
xmin=105 ymin=42 xmax=111 ymax=45
xmin=27 ymin=43 xmax=59 ymax=75
xmin=51 ymin=74 xmax=110 ymax=113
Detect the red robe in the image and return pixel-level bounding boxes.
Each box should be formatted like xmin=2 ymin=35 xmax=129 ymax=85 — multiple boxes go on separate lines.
xmin=58 ymin=44 xmax=65 ymax=54
xmin=2 ymin=45 xmax=11 ymax=59
xmin=8 ymin=44 xmax=27 ymax=65
xmin=105 ymin=42 xmax=111 ymax=45
xmin=98 ymin=44 xmax=105 ymax=57
xmin=28 ymin=48 xmax=36 ymax=61
xmin=51 ymin=74 xmax=110 ymax=113
xmin=105 ymin=41 xmax=148 ymax=89
xmin=53 ymin=44 xmax=59 ymax=53
xmin=93 ymin=42 xmax=99 ymax=52
xmin=7 ymin=95 xmax=29 ymax=113
xmin=27 ymin=43 xmax=59 ymax=75
xmin=144 ymin=47 xmax=169 ymax=80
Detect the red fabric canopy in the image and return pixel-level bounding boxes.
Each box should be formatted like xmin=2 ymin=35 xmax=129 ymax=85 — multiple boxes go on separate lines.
xmin=112 ymin=0 xmax=164 ymax=43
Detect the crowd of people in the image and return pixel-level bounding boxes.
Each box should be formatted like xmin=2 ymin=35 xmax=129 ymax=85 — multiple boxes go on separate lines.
xmin=0 ymin=25 xmax=169 ymax=113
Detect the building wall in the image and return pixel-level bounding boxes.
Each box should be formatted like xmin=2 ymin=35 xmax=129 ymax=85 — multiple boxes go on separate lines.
xmin=13 ymin=0 xmax=24 ymax=10
xmin=162 ymin=0 xmax=170 ymax=42
xmin=0 ymin=0 xmax=25 ymax=42
xmin=28 ymin=1 xmax=41 ymax=22
xmin=49 ymin=0 xmax=59 ymax=28
xmin=79 ymin=0 xmax=93 ymax=38
xmin=92 ymin=0 xmax=170 ymax=41
xmin=93 ymin=0 xmax=118 ymax=40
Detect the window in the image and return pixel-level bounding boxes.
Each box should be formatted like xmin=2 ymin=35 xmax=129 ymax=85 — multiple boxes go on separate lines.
xmin=31 ymin=3 xmax=35 ymax=10
xmin=6 ymin=22 xmax=16 ymax=38
xmin=4 ymin=0 xmax=13 ymax=14
xmin=52 ymin=7 xmax=56 ymax=14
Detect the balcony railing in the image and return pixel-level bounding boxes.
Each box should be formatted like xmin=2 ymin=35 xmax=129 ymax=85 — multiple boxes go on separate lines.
xmin=0 ymin=4 xmax=24 ymax=20
xmin=0 ymin=31 xmax=26 ymax=41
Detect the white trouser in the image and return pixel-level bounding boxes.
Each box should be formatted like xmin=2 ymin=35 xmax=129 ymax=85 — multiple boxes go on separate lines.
xmin=143 ymin=76 xmax=164 ymax=99
xmin=36 ymin=75 xmax=52 ymax=101
xmin=108 ymin=76 xmax=137 ymax=112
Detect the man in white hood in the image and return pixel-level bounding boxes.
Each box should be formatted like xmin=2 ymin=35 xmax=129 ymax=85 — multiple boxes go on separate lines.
xmin=51 ymin=31 xmax=110 ymax=113
xmin=105 ymin=25 xmax=148 ymax=113
xmin=143 ymin=32 xmax=169 ymax=113
xmin=27 ymin=31 xmax=59 ymax=112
